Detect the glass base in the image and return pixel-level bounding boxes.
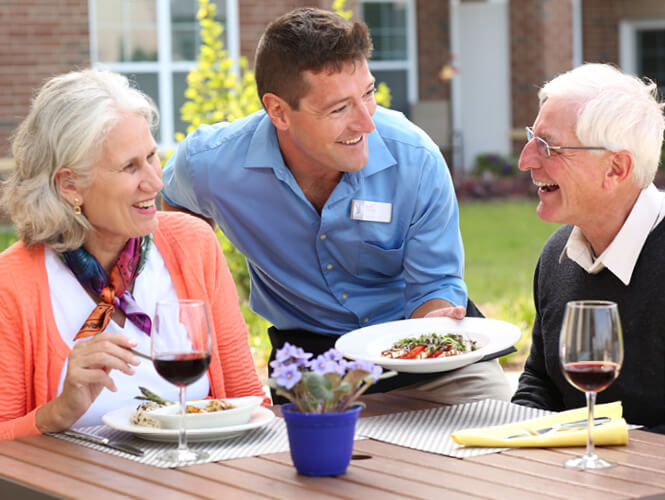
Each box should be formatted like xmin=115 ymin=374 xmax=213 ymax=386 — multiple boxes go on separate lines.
xmin=563 ymin=453 xmax=617 ymax=470
xmin=156 ymin=448 xmax=209 ymax=465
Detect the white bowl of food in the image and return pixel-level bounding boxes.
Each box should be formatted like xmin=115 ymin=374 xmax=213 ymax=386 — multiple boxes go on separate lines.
xmin=147 ymin=396 xmax=263 ymax=429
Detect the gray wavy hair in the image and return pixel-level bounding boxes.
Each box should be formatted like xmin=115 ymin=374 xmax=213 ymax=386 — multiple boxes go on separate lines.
xmin=2 ymin=69 xmax=158 ymax=251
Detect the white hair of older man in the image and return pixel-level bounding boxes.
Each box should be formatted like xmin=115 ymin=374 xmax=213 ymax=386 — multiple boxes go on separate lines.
xmin=539 ymin=63 xmax=665 ymax=189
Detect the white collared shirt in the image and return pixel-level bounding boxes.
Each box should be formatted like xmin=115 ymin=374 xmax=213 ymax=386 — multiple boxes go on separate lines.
xmin=45 ymin=244 xmax=210 ymax=427
xmin=560 ymin=183 xmax=665 ymax=285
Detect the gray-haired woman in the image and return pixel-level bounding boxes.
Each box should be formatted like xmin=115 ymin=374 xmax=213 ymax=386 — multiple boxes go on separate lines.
xmin=0 ymin=69 xmax=266 ymax=439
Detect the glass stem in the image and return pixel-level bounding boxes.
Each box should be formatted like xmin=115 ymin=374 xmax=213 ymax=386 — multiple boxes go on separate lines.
xmin=584 ymin=391 xmax=597 ymax=460
xmin=178 ymin=386 xmax=187 ymax=452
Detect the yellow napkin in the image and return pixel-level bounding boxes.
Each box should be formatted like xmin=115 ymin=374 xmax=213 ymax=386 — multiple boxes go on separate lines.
xmin=451 ymin=401 xmax=628 ymax=448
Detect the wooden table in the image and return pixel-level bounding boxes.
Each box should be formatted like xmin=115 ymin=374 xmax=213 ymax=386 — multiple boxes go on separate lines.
xmin=1 ymin=391 xmax=664 ymax=500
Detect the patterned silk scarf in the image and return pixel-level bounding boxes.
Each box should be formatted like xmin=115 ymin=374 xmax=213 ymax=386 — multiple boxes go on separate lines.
xmin=61 ymin=236 xmax=153 ymax=340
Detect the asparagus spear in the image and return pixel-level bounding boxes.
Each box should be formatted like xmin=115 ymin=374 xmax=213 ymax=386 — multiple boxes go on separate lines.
xmin=134 ymin=386 xmax=173 ymax=405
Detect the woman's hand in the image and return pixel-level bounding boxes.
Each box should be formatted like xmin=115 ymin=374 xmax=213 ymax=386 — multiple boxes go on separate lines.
xmin=36 ymin=333 xmax=140 ymax=433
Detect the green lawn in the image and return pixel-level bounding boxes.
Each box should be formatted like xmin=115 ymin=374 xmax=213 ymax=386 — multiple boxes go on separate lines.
xmin=459 ymin=198 xmax=558 ymax=368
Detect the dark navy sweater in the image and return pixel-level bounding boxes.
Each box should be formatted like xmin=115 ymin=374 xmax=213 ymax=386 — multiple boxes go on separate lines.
xmin=512 ymin=221 xmax=665 ymax=433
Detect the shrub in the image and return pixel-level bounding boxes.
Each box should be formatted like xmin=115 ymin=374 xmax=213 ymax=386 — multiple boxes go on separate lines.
xmin=472 ymin=153 xmax=518 ymax=178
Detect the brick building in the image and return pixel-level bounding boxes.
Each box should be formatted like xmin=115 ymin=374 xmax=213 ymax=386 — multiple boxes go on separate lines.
xmin=1 ymin=0 xmax=664 ymax=173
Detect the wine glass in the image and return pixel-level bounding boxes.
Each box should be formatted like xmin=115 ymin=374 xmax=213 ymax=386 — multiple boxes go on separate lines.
xmin=559 ymin=300 xmax=623 ymax=470
xmin=152 ymin=299 xmax=212 ymax=464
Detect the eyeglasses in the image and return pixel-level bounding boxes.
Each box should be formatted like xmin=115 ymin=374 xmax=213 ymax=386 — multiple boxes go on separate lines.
xmin=525 ymin=127 xmax=607 ymax=158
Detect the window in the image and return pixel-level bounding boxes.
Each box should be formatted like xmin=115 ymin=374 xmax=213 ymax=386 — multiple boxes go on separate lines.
xmin=620 ymin=19 xmax=665 ymax=99
xmin=638 ymin=29 xmax=665 ymax=98
xmin=361 ymin=0 xmax=417 ymax=115
xmin=90 ymin=0 xmax=238 ymax=149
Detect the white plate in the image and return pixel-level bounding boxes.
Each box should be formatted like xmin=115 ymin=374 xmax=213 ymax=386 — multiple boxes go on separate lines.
xmin=102 ymin=405 xmax=275 ymax=442
xmin=147 ymin=396 xmax=263 ymax=429
xmin=335 ymin=317 xmax=522 ymax=374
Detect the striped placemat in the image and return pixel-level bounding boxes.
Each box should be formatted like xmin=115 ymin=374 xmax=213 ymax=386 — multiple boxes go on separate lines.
xmin=51 ymin=399 xmax=552 ymax=466
xmin=51 ymin=415 xmax=367 ymax=468
xmin=356 ymin=399 xmax=552 ymax=458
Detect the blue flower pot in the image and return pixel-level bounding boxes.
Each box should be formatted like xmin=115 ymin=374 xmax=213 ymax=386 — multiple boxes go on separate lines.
xmin=281 ymin=403 xmax=362 ymax=476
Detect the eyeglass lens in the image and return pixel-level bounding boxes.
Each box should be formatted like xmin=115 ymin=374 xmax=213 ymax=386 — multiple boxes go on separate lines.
xmin=526 ymin=128 xmax=550 ymax=158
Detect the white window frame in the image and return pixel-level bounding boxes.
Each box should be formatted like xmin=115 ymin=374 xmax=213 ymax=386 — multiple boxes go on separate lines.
xmin=619 ymin=18 xmax=665 ymax=76
xmin=89 ymin=0 xmax=239 ymax=150
xmin=360 ymin=0 xmax=418 ymax=104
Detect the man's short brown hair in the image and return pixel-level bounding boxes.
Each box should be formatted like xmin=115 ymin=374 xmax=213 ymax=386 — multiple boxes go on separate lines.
xmin=254 ymin=8 xmax=373 ymax=110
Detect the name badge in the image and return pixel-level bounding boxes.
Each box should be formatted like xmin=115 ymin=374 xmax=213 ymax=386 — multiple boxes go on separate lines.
xmin=350 ymin=200 xmax=392 ymax=223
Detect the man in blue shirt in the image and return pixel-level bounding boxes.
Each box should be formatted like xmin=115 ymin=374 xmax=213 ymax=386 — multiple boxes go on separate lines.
xmin=162 ymin=7 xmax=510 ymax=402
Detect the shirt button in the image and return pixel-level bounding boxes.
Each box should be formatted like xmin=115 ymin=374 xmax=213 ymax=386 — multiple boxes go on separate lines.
xmin=320 ymin=234 xmax=327 ymax=240
xmin=326 ymin=264 xmax=333 ymax=270
xmin=364 ymin=317 xmax=369 ymax=323
xmin=342 ymin=293 xmax=348 ymax=300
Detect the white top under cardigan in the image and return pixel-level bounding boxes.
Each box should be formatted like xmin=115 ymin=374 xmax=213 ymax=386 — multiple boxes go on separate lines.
xmin=45 ymin=243 xmax=209 ymax=427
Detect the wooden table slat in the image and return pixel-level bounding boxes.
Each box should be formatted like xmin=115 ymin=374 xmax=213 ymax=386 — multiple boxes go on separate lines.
xmin=228 ymin=454 xmax=422 ymax=500
xmin=8 ymin=437 xmax=264 ymax=500
xmin=350 ymin=439 xmax=575 ymax=500
xmin=0 ymin=439 xmax=206 ymax=500
xmin=186 ymin=459 xmax=343 ymax=500
xmin=0 ymin=454 xmax=134 ymax=500
xmin=2 ymin=393 xmax=664 ymax=500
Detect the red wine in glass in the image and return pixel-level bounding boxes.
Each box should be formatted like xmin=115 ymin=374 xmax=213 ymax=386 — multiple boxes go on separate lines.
xmin=154 ymin=352 xmax=211 ymax=387
xmin=152 ymin=299 xmax=212 ymax=465
xmin=559 ymin=300 xmax=623 ymax=470
xmin=563 ymin=361 xmax=620 ymax=393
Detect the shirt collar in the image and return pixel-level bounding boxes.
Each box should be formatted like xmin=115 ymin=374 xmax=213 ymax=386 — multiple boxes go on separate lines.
xmin=244 ymin=112 xmax=286 ymax=170
xmin=560 ymin=183 xmax=665 ymax=285
xmin=241 ymin=111 xmax=397 ymax=181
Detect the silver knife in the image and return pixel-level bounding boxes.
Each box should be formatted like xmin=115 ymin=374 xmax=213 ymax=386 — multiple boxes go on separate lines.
xmin=62 ymin=429 xmax=144 ymax=456
xmin=506 ymin=416 xmax=611 ymax=439
xmin=534 ymin=416 xmax=611 ymax=435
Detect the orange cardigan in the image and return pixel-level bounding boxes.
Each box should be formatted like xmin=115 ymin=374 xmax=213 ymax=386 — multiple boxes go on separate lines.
xmin=0 ymin=211 xmax=267 ymax=439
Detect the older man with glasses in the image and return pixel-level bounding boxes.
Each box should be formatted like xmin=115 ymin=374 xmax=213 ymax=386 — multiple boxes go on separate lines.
xmin=511 ymin=63 xmax=665 ymax=434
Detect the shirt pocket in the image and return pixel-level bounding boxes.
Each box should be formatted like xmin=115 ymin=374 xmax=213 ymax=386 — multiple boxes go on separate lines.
xmin=355 ymin=239 xmax=405 ymax=278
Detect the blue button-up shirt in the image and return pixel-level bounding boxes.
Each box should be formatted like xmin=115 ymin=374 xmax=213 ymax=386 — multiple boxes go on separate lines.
xmin=162 ymin=107 xmax=467 ymax=335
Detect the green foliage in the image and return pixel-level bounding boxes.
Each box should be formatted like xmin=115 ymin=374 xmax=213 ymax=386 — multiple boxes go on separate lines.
xmin=332 ymin=0 xmax=353 ymax=20
xmin=375 ymin=81 xmax=392 ymax=108
xmin=0 ymin=230 xmax=17 ymax=250
xmin=176 ymin=0 xmax=261 ymax=141
xmin=215 ymin=228 xmax=272 ymax=364
xmin=472 ymin=153 xmax=519 ymax=178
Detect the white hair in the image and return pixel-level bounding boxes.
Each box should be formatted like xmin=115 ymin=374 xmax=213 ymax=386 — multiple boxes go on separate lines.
xmin=539 ymin=63 xmax=665 ymax=188
xmin=3 ymin=69 xmax=158 ymax=250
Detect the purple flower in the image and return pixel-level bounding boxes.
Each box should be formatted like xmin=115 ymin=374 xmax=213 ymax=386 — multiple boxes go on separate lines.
xmin=322 ymin=348 xmax=344 ymax=362
xmin=273 ymin=362 xmax=302 ymax=390
xmin=309 ymin=355 xmax=345 ymax=377
xmin=274 ymin=342 xmax=312 ymax=367
xmin=348 ymin=359 xmax=383 ymax=382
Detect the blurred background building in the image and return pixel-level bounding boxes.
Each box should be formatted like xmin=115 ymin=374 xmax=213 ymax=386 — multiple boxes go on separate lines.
xmin=1 ymin=0 xmax=664 ymax=175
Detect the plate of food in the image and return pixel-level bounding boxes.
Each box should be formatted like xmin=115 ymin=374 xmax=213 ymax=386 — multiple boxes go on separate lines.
xmin=102 ymin=399 xmax=275 ymax=442
xmin=147 ymin=396 xmax=263 ymax=429
xmin=334 ymin=316 xmax=521 ymax=373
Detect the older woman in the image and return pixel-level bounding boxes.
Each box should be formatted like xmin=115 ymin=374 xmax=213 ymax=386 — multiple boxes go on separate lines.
xmin=0 ymin=69 xmax=267 ymax=439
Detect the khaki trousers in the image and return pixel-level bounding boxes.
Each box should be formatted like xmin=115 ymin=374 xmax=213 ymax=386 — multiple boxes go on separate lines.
xmin=398 ymin=358 xmax=512 ymax=405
